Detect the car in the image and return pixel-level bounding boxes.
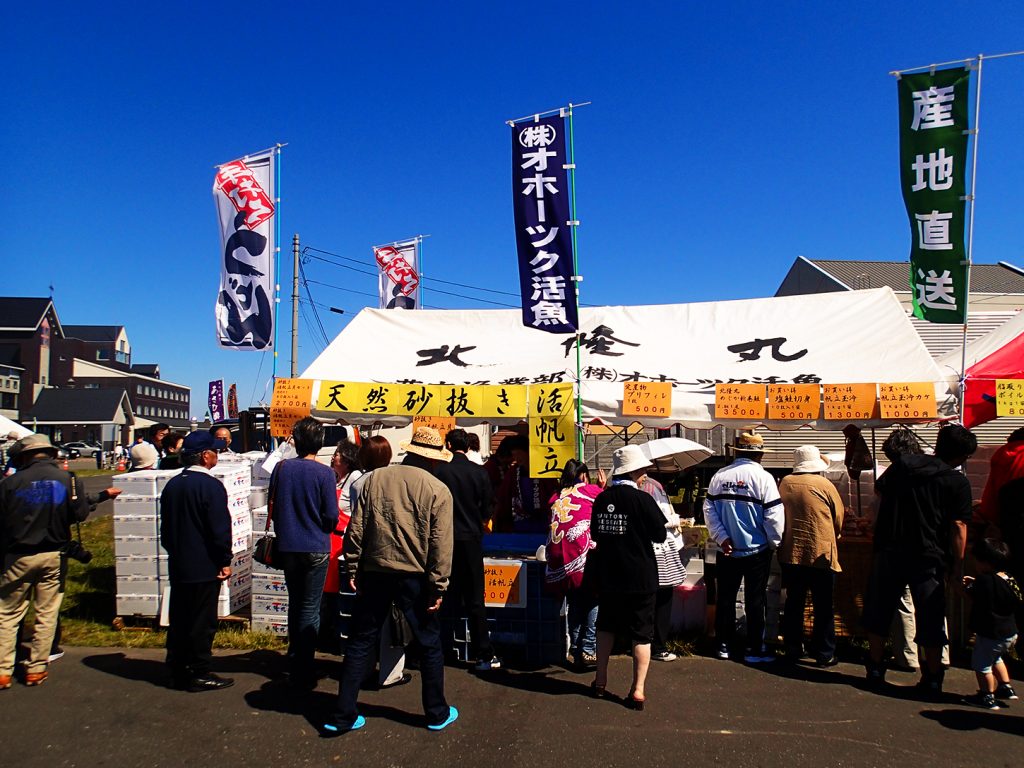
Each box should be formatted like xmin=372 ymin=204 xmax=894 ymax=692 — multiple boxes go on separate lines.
xmin=55 ymin=445 xmax=80 ymax=460
xmin=63 ymin=441 xmax=99 ymax=457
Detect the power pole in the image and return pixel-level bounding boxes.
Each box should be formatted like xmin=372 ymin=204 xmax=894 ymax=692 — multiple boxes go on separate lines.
xmin=291 ymin=233 xmax=300 ymax=378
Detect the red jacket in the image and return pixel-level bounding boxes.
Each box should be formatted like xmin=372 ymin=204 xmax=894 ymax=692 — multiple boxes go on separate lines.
xmin=978 ymin=440 xmax=1024 ymax=524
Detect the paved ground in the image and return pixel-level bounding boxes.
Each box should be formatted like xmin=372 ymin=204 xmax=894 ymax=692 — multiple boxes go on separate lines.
xmin=2 ymin=648 xmax=1021 ymax=767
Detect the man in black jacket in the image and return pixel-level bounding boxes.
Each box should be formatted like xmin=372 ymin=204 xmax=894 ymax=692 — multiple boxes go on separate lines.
xmin=862 ymin=424 xmax=977 ymax=696
xmin=159 ymin=431 xmax=233 ymax=692
xmin=0 ymin=434 xmax=92 ymax=688
xmin=434 ymin=429 xmax=500 ymax=671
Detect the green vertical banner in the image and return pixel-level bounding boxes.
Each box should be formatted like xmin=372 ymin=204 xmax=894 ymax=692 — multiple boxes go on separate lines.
xmin=897 ymin=67 xmax=970 ymax=323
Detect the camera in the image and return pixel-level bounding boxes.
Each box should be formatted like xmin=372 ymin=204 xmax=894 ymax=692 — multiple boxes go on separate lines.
xmin=62 ymin=540 xmax=93 ymax=564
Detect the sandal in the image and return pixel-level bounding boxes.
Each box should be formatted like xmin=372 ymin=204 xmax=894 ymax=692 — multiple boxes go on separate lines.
xmin=590 ymin=681 xmax=607 ymax=699
xmin=625 ymin=690 xmax=646 ymax=711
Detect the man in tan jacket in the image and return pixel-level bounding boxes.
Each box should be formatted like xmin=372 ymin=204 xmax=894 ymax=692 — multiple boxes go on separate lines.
xmin=777 ymin=445 xmax=844 ymax=667
xmin=329 ymin=427 xmax=457 ymax=734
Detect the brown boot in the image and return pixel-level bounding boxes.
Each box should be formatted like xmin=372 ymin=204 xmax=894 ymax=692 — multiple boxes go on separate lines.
xmin=24 ymin=670 xmax=48 ymax=686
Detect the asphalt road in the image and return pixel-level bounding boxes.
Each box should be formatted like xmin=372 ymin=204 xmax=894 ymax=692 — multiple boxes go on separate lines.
xmin=2 ymin=649 xmax=1020 ymax=768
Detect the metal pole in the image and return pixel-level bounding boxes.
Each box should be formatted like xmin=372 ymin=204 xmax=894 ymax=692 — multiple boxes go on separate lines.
xmin=566 ymin=103 xmax=585 ymax=459
xmin=889 ymin=48 xmax=1024 ymax=76
xmin=291 ymin=233 xmax=300 ymax=378
xmin=272 ymin=145 xmax=282 ymax=382
xmin=958 ymin=55 xmax=984 ymax=422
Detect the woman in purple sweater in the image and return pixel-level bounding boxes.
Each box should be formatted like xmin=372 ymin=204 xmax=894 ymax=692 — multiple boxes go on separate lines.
xmin=270 ymin=417 xmax=339 ymax=689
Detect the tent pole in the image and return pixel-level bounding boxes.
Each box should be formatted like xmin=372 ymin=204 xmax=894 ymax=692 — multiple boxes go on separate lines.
xmin=959 ymin=54 xmax=984 ymax=422
xmin=272 ymin=144 xmax=282 ymax=383
xmin=566 ymin=102 xmax=584 ymax=459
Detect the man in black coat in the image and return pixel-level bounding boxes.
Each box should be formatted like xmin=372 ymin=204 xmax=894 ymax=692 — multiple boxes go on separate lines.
xmin=159 ymin=431 xmax=233 ymax=692
xmin=434 ymin=429 xmax=500 ymax=671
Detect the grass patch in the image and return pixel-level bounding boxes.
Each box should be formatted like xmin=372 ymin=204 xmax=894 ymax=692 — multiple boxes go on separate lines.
xmin=59 ymin=516 xmax=285 ymax=651
xmin=73 ymin=469 xmax=119 ymax=478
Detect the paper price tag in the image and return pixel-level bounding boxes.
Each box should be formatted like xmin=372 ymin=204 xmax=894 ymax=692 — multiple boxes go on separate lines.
xmin=767 ymin=384 xmax=820 ymax=421
xmin=996 ymin=380 xmax=1024 ymax=418
xmin=270 ymin=379 xmax=313 ymax=438
xmin=714 ymin=383 xmax=766 ymax=420
xmin=622 ymin=381 xmax=672 ymax=417
xmin=823 ymin=384 xmax=879 ymax=420
xmin=878 ymin=382 xmax=936 ymax=420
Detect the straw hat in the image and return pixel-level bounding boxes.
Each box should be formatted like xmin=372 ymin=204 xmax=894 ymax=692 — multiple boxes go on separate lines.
xmin=400 ymin=426 xmax=453 ymax=462
xmin=732 ymin=432 xmax=765 ymax=454
xmin=792 ymin=445 xmax=829 ymax=473
xmin=9 ymin=433 xmax=58 ymax=459
xmin=130 ymin=442 xmax=159 ymax=470
xmin=611 ymin=444 xmax=653 ymax=476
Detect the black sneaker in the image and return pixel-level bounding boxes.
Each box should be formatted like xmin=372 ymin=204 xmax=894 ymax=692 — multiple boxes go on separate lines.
xmin=961 ymin=692 xmax=1000 ymax=710
xmin=187 ymin=673 xmax=235 ymax=693
xmin=996 ymin=683 xmax=1019 ymax=701
xmin=915 ymin=670 xmax=944 ymax=701
xmin=864 ymin=660 xmax=887 ymax=688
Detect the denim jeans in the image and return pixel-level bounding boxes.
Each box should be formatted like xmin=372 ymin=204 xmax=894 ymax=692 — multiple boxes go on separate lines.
xmin=280 ymin=551 xmax=330 ymax=684
xmin=567 ymin=590 xmax=598 ymax=659
xmin=334 ymin=572 xmax=449 ymax=728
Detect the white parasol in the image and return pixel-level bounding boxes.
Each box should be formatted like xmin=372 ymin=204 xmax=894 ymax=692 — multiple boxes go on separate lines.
xmin=639 ymin=437 xmax=713 ymax=473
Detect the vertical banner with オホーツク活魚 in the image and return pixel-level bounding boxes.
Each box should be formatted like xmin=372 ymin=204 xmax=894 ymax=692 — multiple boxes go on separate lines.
xmin=270 ymin=379 xmax=313 ymax=438
xmin=898 ymin=67 xmax=970 ymax=323
xmin=208 ymin=380 xmax=225 ymax=422
xmin=528 ymin=383 xmax=576 ymax=479
xmin=375 ymin=240 xmax=421 ymax=310
xmin=213 ymin=149 xmax=276 ymax=348
xmin=511 ymin=115 xmax=578 ymax=334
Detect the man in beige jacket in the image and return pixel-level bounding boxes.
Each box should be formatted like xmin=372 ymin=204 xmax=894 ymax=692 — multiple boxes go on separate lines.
xmin=329 ymin=427 xmax=457 ymax=734
xmin=777 ymin=445 xmax=844 ymax=666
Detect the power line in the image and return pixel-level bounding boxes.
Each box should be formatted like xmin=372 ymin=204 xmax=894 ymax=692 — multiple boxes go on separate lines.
xmin=298 ymin=258 xmax=331 ymax=346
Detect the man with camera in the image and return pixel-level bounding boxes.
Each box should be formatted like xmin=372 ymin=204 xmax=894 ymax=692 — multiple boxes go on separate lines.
xmin=0 ymin=434 xmax=115 ymax=689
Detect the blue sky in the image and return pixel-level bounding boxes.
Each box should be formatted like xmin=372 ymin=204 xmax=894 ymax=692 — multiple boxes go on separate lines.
xmin=3 ymin=2 xmax=1023 ymax=416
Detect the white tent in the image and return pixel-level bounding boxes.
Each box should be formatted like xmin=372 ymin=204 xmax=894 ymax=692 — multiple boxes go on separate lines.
xmin=300 ymin=287 xmax=953 ymax=429
xmin=0 ymin=414 xmax=31 ymax=439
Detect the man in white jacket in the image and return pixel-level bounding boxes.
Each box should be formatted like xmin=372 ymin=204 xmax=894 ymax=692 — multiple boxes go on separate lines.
xmin=704 ymin=432 xmax=784 ymax=664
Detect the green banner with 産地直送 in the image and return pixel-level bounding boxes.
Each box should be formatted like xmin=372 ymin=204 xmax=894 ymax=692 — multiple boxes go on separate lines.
xmin=897 ymin=67 xmax=970 ymax=324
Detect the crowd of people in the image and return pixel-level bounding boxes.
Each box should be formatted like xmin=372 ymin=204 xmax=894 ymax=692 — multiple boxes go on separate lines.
xmin=1 ymin=418 xmax=1023 ymax=729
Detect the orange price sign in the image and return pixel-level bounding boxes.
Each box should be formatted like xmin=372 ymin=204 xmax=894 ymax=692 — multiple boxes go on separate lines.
xmin=622 ymin=381 xmax=672 ymax=417
xmin=412 ymin=414 xmax=456 ymax=437
xmin=270 ymin=379 xmax=314 ymax=438
xmin=878 ymin=382 xmax=937 ymax=420
xmin=483 ymin=558 xmax=526 ymax=608
xmin=996 ymin=380 xmax=1024 ymax=418
xmin=767 ymin=384 xmax=821 ymax=421
xmin=714 ymin=383 xmax=766 ymax=420
xmin=823 ymin=384 xmax=879 ymax=420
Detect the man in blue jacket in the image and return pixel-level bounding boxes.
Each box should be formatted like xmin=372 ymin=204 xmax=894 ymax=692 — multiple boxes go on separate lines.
xmin=159 ymin=431 xmax=233 ymax=692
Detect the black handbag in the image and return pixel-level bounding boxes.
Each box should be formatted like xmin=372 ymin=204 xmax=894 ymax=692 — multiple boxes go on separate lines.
xmin=252 ymin=473 xmax=281 ymax=569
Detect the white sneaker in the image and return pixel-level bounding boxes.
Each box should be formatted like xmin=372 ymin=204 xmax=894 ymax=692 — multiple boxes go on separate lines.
xmin=474 ymin=657 xmax=502 ymax=671
xmin=48 ymin=650 xmax=65 ymax=663
xmin=652 ymin=651 xmax=677 ymax=662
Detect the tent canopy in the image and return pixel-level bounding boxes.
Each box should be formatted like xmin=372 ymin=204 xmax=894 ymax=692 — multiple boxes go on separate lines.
xmin=300 ymin=287 xmax=952 ymax=429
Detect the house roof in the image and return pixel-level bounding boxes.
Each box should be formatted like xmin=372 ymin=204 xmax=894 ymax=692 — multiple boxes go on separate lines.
xmin=807 ymin=260 xmax=1024 ymax=294
xmin=63 ymin=325 xmax=124 ymax=343
xmin=26 ymin=388 xmax=133 ymax=425
xmin=0 ymin=297 xmax=61 ymax=333
xmin=131 ymin=364 xmax=159 ymax=376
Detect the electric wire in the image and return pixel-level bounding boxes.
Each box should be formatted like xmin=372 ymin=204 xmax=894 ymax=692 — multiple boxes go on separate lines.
xmin=298 ymin=258 xmax=331 ymax=346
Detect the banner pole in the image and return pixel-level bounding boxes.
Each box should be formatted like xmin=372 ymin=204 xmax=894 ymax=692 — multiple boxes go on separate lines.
xmin=959 ymin=55 xmax=983 ymax=421
xmin=566 ymin=103 xmax=584 ymax=459
xmin=272 ymin=144 xmax=282 ymax=383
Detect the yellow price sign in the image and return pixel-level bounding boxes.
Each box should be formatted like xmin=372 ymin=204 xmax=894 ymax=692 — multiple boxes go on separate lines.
xmin=767 ymin=384 xmax=821 ymax=421
xmin=823 ymin=384 xmax=879 ymax=420
xmin=270 ymin=378 xmax=314 ymax=438
xmin=714 ymin=383 xmax=766 ymax=420
xmin=622 ymin=381 xmax=672 ymax=417
xmin=478 ymin=385 xmax=528 ymax=418
xmin=996 ymin=379 xmax=1024 ymax=417
xmin=878 ymin=382 xmax=937 ymax=420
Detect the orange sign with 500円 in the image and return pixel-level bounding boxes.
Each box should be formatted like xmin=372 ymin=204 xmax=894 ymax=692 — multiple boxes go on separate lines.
xmin=483 ymin=559 xmax=526 ymax=608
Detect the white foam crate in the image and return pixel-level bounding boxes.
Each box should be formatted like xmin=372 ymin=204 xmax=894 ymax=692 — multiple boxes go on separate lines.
xmin=116 ymin=593 xmax=160 ymax=616
xmin=115 ymin=535 xmax=165 ymax=559
xmin=217 ymin=591 xmax=251 ymax=617
xmin=116 ymin=575 xmax=163 ymax=596
xmin=212 ymin=464 xmax=251 ymax=494
xmin=116 ymin=555 xmax=168 ymax=578
xmin=112 ymin=470 xmax=179 ymax=497
xmin=251 ymin=572 xmax=288 ymax=596
xmin=231 ymin=532 xmax=251 ymax=555
xmin=251 ymin=615 xmax=288 ymax=636
xmin=231 ymin=515 xmax=253 ymax=539
xmin=231 ymin=550 xmax=253 ymax=571
xmin=113 ymin=495 xmax=159 ymax=516
xmin=252 ymin=594 xmax=289 ymax=616
xmin=251 ymin=505 xmax=270 ymax=533
xmin=227 ymin=491 xmax=250 ymax=516
xmin=114 ymin=515 xmax=159 ymax=537
xmin=248 ymin=486 xmax=268 ymax=509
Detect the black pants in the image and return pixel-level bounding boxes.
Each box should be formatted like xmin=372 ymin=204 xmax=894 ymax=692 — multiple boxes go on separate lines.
xmin=166 ymin=580 xmax=220 ymax=681
xmin=653 ymin=586 xmax=675 ymax=653
xmin=781 ymin=564 xmax=836 ymax=661
xmin=715 ymin=548 xmax=772 ymax=654
xmin=334 ymin=572 xmax=449 ymax=728
xmin=448 ymin=538 xmax=493 ymax=661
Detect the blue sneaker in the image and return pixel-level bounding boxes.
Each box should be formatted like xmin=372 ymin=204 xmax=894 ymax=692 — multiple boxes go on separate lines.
xmin=323 ymin=715 xmax=365 ymax=735
xmin=427 ymin=706 xmax=459 ymax=731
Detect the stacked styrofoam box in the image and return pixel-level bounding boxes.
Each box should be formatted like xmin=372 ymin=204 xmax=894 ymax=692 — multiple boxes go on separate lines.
xmin=249 ymin=499 xmax=289 ymax=635
xmin=211 ymin=461 xmax=254 ymax=614
xmin=218 ymin=550 xmax=254 ymax=617
xmin=113 ymin=470 xmax=179 ymax=617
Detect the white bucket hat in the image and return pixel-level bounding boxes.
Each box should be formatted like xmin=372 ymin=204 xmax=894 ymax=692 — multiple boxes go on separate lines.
xmin=611 ymin=444 xmax=653 ymax=476
xmin=792 ymin=445 xmax=829 ymax=474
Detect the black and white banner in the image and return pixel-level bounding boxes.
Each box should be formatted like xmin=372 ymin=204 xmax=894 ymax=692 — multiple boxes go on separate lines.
xmin=511 ymin=115 xmax=578 ymax=334
xmin=374 ymin=239 xmax=421 ymax=310
xmin=213 ymin=149 xmax=276 ymax=349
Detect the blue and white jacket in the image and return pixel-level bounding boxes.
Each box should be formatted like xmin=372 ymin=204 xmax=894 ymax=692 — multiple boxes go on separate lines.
xmin=703 ymin=459 xmax=784 ymax=557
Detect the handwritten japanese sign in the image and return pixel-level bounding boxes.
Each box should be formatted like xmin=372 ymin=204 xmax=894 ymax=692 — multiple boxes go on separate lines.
xmin=529 ymin=427 xmax=576 ymax=480
xmin=767 ymin=384 xmax=820 ymax=421
xmin=412 ymin=415 xmax=456 ymax=437
xmin=270 ymin=379 xmax=313 ymax=438
xmin=478 ymin=385 xmax=528 ymax=418
xmin=437 ymin=385 xmax=484 ymax=418
xmin=714 ymin=384 xmax=767 ymax=420
xmin=878 ymin=382 xmax=937 ymax=420
xmin=823 ymin=384 xmax=879 ymax=421
xmin=622 ymin=381 xmax=672 ymax=417
xmin=317 ymin=381 xmax=366 ymax=415
xmin=483 ymin=558 xmax=526 ymax=608
xmin=529 ymin=383 xmax=574 ymax=417
xmin=395 ymin=385 xmax=442 ymax=417
xmin=996 ymin=380 xmax=1024 ymax=417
